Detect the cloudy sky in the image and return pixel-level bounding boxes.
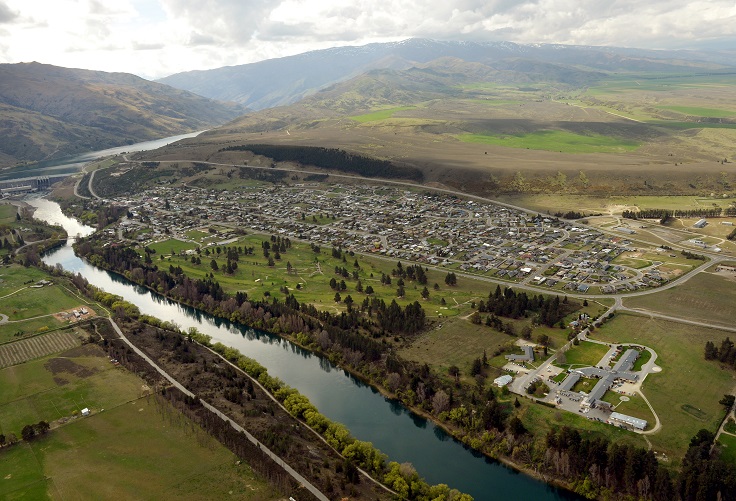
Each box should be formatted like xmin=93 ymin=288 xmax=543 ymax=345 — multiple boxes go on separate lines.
xmin=1 ymin=0 xmax=734 ymax=79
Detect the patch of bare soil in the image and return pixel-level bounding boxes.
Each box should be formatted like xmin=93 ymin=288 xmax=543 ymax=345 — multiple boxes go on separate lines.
xmin=44 ymin=356 xmax=97 ymax=379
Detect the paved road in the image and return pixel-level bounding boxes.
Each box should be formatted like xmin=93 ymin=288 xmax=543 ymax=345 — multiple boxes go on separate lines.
xmin=106 ymin=318 xmax=328 ymax=501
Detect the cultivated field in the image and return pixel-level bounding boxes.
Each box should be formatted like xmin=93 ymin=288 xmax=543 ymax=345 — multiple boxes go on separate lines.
xmin=0 ymin=330 xmax=81 ymax=369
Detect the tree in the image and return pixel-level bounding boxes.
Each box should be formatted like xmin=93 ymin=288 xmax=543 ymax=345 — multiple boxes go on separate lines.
xmin=210 ymin=259 xmax=218 ymax=271
xmin=719 ymin=394 xmax=735 ymax=409
xmin=421 ymin=286 xmax=429 ymax=299
xmin=444 ymin=272 xmax=457 ymax=286
xmin=470 ymin=357 xmax=482 ymax=376
xmin=21 ymin=424 xmax=35 ymax=441
xmin=521 ymin=325 xmax=533 ymax=340
xmin=448 ymin=365 xmax=460 ymax=383
xmin=432 ymin=390 xmax=450 ymax=414
xmin=334 ymin=292 xmax=341 ymax=303
xmin=508 ymin=416 xmax=526 ymax=436
xmin=704 ymin=340 xmax=718 ymax=360
xmin=365 ymin=285 xmax=374 ymax=295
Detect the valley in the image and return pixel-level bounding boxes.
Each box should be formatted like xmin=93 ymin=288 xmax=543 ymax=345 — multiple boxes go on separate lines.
xmin=2 ymin=35 xmax=736 ymax=501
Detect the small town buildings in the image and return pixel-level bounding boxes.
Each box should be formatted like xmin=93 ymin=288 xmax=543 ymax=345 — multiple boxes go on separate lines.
xmin=608 ymin=412 xmax=647 ymax=430
xmin=505 ymin=345 xmax=535 ymax=363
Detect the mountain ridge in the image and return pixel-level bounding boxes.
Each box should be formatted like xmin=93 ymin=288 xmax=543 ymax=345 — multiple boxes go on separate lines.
xmin=0 ymin=62 xmax=247 ymax=168
xmin=158 ymin=38 xmax=735 ymax=110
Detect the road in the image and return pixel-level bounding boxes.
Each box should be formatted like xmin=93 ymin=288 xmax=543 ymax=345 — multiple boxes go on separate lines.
xmin=106 ymin=318 xmax=329 ymax=501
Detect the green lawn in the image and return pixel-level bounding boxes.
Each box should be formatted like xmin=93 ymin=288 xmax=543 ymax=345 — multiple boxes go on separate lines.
xmin=458 ymin=130 xmax=640 ymax=153
xmin=595 ymin=312 xmax=735 ymax=465
xmin=557 ymin=341 xmax=609 ymax=369
xmin=718 ymin=433 xmax=736 ymax=464
xmin=624 ymin=273 xmax=736 ymax=326
xmin=148 ymin=238 xmax=198 ymax=255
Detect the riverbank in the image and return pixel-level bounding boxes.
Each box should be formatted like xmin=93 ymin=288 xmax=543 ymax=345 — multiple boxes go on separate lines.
xmin=69 ymin=248 xmax=581 ymax=499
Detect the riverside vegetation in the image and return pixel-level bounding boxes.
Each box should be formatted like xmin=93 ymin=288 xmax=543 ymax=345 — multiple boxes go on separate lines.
xmin=65 ymin=210 xmax=736 ymax=500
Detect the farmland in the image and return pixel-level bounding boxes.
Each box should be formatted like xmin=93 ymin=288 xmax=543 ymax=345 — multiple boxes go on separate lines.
xmin=0 ymin=341 xmax=277 ymax=500
xmin=623 ymin=271 xmax=736 ymax=326
xmin=458 ymin=130 xmax=640 ymax=154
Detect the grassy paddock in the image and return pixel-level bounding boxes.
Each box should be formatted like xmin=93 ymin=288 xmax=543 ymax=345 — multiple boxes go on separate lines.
xmin=399 ymin=316 xmax=513 ymax=381
xmin=0 ymin=344 xmax=143 ymax=437
xmin=623 ymin=272 xmax=736 ymax=326
xmin=458 ymin=130 xmax=640 ymax=153
xmin=34 ymin=396 xmax=277 ymax=500
xmin=350 ymin=106 xmax=415 ymax=123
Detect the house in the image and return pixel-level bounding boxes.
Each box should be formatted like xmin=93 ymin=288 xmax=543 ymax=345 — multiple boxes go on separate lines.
xmin=693 ymin=219 xmax=707 ymax=228
xmin=494 ymin=375 xmax=513 ymax=387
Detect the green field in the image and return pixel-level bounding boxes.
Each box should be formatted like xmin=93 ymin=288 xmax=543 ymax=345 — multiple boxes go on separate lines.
xmin=718 ymin=433 xmax=736 ymax=464
xmin=155 ymin=232 xmax=507 ymax=319
xmin=0 ymin=204 xmax=17 ymax=223
xmin=0 ymin=316 xmax=65 ymax=344
xmin=399 ymin=315 xmax=514 ymax=381
xmin=557 ymin=341 xmax=609 ymax=369
xmin=0 ymin=342 xmax=277 ymax=500
xmin=623 ymin=272 xmax=735 ymax=326
xmin=659 ymin=105 xmax=736 ymax=118
xmin=0 ymin=344 xmax=143 ymax=438
xmin=458 ymin=130 xmax=640 ymax=153
xmin=0 ymin=397 xmax=277 ymax=500
xmin=148 ymin=238 xmax=198 ymax=255
xmin=0 ymin=266 xmax=86 ymax=322
xmin=594 ymin=312 xmax=735 ymax=464
xmin=350 ymin=106 xmax=414 ymax=123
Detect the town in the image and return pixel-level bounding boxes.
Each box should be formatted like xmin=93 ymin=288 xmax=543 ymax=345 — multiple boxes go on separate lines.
xmin=101 ymin=182 xmax=680 ymax=295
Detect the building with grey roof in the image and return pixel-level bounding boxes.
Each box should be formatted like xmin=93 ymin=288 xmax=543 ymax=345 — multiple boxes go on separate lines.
xmin=505 ymin=345 xmax=535 ymax=363
xmin=613 ymin=349 xmax=639 ymax=373
xmin=557 ymin=372 xmax=581 ymax=392
xmin=609 ymin=412 xmax=647 ymax=430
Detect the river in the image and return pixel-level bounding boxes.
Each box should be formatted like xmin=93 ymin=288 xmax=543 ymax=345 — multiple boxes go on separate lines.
xmin=0 ymin=130 xmax=204 ymax=182
xmin=26 ymin=135 xmax=580 ymax=501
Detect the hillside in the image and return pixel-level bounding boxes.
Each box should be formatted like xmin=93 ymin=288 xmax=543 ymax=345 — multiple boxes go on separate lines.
xmin=142 ymin=52 xmax=736 ymax=199
xmin=158 ymin=38 xmax=731 ymax=110
xmin=0 ymin=62 xmax=247 ymax=168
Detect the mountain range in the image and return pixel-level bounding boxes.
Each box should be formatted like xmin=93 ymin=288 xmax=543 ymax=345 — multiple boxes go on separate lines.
xmin=158 ymin=38 xmax=735 ymax=110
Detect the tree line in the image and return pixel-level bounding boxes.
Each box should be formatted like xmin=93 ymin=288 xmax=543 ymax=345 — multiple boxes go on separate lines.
xmin=220 ymin=144 xmax=424 ymax=182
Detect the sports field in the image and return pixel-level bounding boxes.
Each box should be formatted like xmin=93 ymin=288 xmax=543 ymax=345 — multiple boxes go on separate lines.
xmin=458 ymin=130 xmax=640 ymax=153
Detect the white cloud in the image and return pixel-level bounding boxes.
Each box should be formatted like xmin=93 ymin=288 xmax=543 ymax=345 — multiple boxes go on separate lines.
xmin=0 ymin=0 xmax=734 ymax=79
